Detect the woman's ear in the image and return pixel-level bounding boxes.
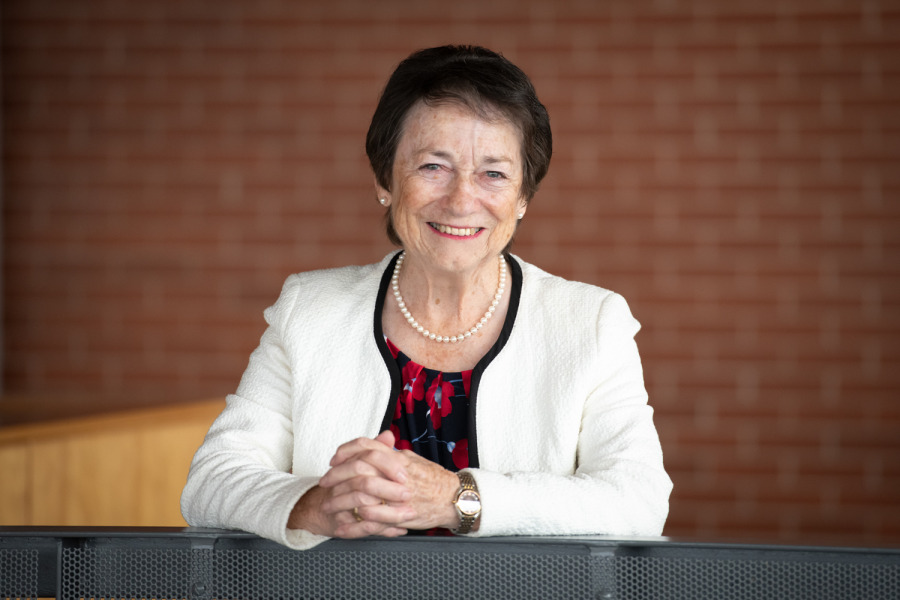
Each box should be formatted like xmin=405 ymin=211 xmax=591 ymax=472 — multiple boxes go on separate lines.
xmin=517 ymin=198 xmax=528 ymax=220
xmin=375 ymin=178 xmax=391 ymax=207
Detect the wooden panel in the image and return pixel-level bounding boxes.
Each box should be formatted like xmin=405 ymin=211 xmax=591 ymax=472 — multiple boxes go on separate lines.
xmin=1 ymin=398 xmax=223 ymax=527
xmin=67 ymin=430 xmax=142 ymax=526
xmin=136 ymin=421 xmax=212 ymax=526
xmin=29 ymin=440 xmax=67 ymax=525
xmin=0 ymin=445 xmax=28 ymax=524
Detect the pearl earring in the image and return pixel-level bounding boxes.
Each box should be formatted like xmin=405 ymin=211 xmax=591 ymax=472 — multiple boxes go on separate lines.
xmin=379 ymin=198 xmax=387 ymax=206
xmin=517 ymin=212 xmax=524 ymax=219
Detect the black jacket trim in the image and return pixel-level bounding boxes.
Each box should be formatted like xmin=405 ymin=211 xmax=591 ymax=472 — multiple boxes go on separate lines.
xmin=375 ymin=252 xmax=404 ymax=433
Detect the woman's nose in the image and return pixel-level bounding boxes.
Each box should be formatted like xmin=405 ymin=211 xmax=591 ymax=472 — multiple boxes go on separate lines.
xmin=444 ymin=174 xmax=479 ymax=214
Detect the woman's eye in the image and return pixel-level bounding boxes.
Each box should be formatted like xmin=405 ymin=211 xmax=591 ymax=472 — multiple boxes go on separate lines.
xmin=485 ymin=171 xmax=506 ymax=179
xmin=421 ymin=164 xmax=441 ymax=171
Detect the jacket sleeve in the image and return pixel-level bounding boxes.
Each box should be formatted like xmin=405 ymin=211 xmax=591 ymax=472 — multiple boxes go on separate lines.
xmin=465 ymin=292 xmax=672 ymax=537
xmin=180 ymin=275 xmax=329 ymax=550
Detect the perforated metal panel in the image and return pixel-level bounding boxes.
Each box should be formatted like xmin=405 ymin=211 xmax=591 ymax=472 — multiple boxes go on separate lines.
xmin=60 ymin=547 xmax=193 ymax=600
xmin=208 ymin=548 xmax=611 ymax=599
xmin=50 ymin=544 xmax=609 ymax=599
xmin=1 ymin=529 xmax=898 ymax=600
xmin=49 ymin=543 xmax=900 ymax=600
xmin=0 ymin=548 xmax=39 ymax=600
xmin=614 ymin=555 xmax=900 ymax=600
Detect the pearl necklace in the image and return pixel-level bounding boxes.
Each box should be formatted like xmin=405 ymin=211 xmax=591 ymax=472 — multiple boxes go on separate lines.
xmin=391 ymin=252 xmax=507 ymax=343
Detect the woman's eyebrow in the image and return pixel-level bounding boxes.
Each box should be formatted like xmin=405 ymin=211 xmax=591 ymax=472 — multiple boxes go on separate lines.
xmin=414 ymin=149 xmax=514 ymax=165
xmin=410 ymin=149 xmax=452 ymax=162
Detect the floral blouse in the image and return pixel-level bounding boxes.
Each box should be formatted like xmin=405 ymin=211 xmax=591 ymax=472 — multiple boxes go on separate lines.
xmin=385 ymin=338 xmax=471 ymax=472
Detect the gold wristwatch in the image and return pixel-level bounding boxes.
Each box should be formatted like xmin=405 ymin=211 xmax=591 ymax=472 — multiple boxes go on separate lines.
xmin=451 ymin=471 xmax=481 ymax=534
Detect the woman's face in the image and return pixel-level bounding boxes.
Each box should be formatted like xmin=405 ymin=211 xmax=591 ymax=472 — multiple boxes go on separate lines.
xmin=378 ymin=101 xmax=528 ymax=277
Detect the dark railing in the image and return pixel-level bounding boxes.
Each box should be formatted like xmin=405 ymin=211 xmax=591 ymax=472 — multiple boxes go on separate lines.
xmin=1 ymin=527 xmax=898 ymax=599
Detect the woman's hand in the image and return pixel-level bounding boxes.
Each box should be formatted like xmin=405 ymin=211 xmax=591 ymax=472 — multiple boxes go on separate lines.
xmin=295 ymin=430 xmax=461 ymax=538
xmin=381 ymin=447 xmax=461 ymax=531
xmin=287 ymin=431 xmax=413 ymax=538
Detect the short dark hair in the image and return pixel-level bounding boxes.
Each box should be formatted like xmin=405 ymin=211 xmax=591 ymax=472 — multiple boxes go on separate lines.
xmin=366 ymin=45 xmax=552 ymax=247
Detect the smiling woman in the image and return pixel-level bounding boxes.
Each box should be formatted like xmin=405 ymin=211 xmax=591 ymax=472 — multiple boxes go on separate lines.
xmin=181 ymin=45 xmax=672 ymax=550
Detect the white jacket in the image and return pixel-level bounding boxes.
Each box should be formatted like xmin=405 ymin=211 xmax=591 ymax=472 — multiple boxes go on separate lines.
xmin=181 ymin=252 xmax=672 ymax=550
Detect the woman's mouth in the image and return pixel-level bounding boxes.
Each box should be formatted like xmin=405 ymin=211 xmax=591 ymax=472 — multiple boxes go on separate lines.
xmin=429 ymin=223 xmax=482 ymax=237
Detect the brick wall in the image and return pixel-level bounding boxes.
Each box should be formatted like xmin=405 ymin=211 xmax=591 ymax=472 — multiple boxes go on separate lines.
xmin=3 ymin=0 xmax=898 ymax=545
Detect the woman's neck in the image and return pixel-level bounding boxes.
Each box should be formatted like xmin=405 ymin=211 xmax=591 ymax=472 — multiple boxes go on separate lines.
xmin=394 ymin=252 xmax=504 ymax=339
xmin=382 ymin=252 xmax=514 ymax=373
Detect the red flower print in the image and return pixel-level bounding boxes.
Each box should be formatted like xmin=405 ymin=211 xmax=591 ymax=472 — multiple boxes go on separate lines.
xmin=391 ymin=424 xmax=412 ymax=450
xmin=451 ymin=438 xmax=469 ymax=470
xmin=461 ymin=370 xmax=472 ymax=397
xmin=426 ymin=376 xmax=455 ymax=430
xmin=439 ymin=381 xmax=454 ymax=417
xmin=398 ymin=361 xmax=425 ymax=415
xmin=403 ymin=361 xmax=426 ymax=401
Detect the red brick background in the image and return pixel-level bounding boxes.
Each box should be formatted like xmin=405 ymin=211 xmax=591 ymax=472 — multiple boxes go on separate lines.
xmin=3 ymin=1 xmax=898 ymax=545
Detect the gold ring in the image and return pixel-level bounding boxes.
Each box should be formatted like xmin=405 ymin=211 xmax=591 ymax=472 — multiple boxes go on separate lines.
xmin=352 ymin=507 xmax=364 ymax=522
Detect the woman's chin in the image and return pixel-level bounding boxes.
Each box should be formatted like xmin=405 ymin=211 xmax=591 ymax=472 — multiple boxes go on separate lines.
xmin=407 ymin=248 xmax=502 ymax=277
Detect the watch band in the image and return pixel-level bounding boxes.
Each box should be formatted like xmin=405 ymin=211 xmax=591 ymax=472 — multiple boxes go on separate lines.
xmin=452 ymin=471 xmax=481 ymax=534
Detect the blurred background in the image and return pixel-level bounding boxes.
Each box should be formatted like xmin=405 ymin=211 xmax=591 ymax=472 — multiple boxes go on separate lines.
xmin=1 ymin=0 xmax=897 ymax=545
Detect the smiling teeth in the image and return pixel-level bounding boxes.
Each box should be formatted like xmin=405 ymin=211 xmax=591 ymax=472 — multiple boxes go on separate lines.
xmin=432 ymin=223 xmax=480 ymax=236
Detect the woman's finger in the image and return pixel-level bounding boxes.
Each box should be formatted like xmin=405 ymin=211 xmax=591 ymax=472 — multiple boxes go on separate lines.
xmin=323 ymin=475 xmax=412 ymax=509
xmin=319 ymin=488 xmax=382 ymax=516
xmin=334 ymin=501 xmax=415 ymax=535
xmin=290 ymin=483 xmax=412 ymax=540
xmin=329 ymin=430 xmax=399 ymax=465
xmin=326 ymin=496 xmax=412 ymax=538
xmin=384 ymin=450 xmax=461 ymax=531
xmin=373 ymin=429 xmax=397 ymax=448
xmin=353 ymin=501 xmax=416 ymax=525
xmin=317 ymin=456 xmax=383 ymax=487
xmin=318 ymin=452 xmax=406 ymax=488
xmin=320 ymin=482 xmax=412 ymax=516
xmin=329 ymin=436 xmax=390 ymax=466
xmin=334 ymin=519 xmax=408 ymax=539
xmin=325 ymin=437 xmax=409 ymax=484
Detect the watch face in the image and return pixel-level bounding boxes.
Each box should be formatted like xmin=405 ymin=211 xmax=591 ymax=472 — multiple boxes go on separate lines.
xmin=457 ymin=490 xmax=481 ymax=515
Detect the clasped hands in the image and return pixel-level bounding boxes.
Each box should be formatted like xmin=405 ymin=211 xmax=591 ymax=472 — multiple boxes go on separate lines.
xmin=289 ymin=430 xmax=460 ymax=538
